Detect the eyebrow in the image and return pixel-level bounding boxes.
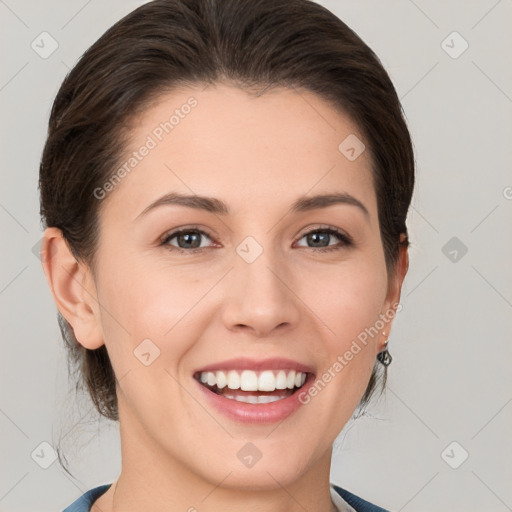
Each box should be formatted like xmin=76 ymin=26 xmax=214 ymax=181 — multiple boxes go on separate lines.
xmin=135 ymin=191 xmax=369 ymax=220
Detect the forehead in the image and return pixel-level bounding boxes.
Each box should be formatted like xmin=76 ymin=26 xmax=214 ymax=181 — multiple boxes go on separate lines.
xmin=101 ymin=83 xmax=377 ymax=222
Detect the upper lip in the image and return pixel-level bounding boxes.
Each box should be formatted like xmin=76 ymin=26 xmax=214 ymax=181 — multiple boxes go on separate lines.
xmin=194 ymin=357 xmax=315 ymax=375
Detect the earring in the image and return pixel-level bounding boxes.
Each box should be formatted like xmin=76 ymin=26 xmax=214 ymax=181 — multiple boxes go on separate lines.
xmin=377 ymin=332 xmax=392 ymax=366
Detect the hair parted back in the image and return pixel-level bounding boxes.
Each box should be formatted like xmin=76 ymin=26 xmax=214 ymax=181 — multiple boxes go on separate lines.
xmin=39 ymin=0 xmax=414 ymax=424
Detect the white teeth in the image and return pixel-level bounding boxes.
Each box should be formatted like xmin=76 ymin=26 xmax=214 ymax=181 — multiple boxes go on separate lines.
xmin=227 ymin=370 xmax=240 ymax=390
xmin=258 ymin=370 xmax=276 ymax=392
xmin=286 ymin=370 xmax=296 ymax=389
xmin=275 ymin=370 xmax=287 ymax=389
xmin=198 ymin=369 xmax=308 ymax=392
xmin=256 ymin=394 xmax=283 ymax=404
xmin=240 ymin=370 xmax=258 ymax=391
xmin=216 ymin=371 xmax=227 ymax=389
xmin=224 ymin=394 xmax=289 ymax=404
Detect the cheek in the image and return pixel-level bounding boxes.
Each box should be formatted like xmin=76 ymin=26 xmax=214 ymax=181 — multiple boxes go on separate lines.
xmin=96 ymin=259 xmax=203 ymax=372
xmin=303 ymin=257 xmax=388 ymax=346
xmin=300 ymin=257 xmax=387 ymax=410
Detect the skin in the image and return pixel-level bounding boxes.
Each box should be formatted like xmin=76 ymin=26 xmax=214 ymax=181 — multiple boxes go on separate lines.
xmin=42 ymin=83 xmax=408 ymax=512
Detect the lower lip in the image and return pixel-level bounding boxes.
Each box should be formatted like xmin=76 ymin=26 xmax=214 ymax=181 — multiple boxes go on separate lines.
xmin=194 ymin=375 xmax=314 ymax=424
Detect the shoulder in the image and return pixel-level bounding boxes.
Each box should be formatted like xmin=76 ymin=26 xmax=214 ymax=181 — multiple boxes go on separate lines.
xmin=62 ymin=484 xmax=112 ymax=512
xmin=331 ymin=484 xmax=391 ymax=512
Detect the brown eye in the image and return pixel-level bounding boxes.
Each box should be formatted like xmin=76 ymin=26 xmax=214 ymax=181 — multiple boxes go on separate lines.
xmin=162 ymin=229 xmax=213 ymax=251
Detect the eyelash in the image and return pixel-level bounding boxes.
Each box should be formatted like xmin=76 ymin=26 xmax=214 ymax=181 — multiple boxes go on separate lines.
xmin=160 ymin=225 xmax=353 ymax=254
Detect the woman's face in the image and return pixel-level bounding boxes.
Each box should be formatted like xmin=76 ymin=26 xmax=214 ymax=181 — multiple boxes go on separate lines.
xmin=66 ymin=83 xmax=406 ymax=489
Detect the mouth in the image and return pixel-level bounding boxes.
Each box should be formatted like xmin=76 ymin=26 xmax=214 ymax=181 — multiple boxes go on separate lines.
xmin=193 ymin=368 xmax=310 ymax=404
xmin=192 ymin=357 xmax=316 ymax=423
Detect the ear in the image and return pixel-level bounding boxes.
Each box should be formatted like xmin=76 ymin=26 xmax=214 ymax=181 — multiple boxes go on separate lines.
xmin=377 ymin=234 xmax=409 ymax=351
xmin=40 ymin=227 xmax=104 ymax=350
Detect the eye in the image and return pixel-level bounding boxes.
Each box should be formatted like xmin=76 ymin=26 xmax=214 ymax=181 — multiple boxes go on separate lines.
xmin=161 ymin=227 xmax=215 ymax=252
xmin=295 ymin=227 xmax=352 ymax=252
xmin=160 ymin=225 xmax=352 ymax=254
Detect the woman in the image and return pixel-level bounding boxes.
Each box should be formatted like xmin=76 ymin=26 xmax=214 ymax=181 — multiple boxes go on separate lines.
xmin=39 ymin=0 xmax=413 ymax=510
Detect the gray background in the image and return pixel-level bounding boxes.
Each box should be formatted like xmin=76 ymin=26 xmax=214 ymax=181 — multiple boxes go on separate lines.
xmin=1 ymin=1 xmax=511 ymax=511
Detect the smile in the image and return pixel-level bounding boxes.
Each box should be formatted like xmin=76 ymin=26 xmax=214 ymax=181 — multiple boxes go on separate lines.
xmin=192 ymin=358 xmax=315 ymax=423
xmin=194 ymin=369 xmax=308 ymax=404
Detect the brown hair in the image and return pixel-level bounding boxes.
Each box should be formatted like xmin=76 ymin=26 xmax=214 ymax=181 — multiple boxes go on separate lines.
xmin=39 ymin=0 xmax=414 ymax=426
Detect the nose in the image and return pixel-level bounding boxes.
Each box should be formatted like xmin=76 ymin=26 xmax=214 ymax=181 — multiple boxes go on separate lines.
xmin=221 ymin=247 xmax=301 ymax=338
